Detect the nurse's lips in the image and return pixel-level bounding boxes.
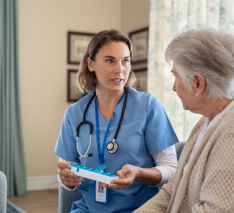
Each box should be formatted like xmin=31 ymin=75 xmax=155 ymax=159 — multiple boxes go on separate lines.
xmin=111 ymin=78 xmax=123 ymax=83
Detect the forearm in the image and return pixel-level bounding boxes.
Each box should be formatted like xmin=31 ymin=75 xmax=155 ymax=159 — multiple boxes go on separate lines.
xmin=135 ymin=167 xmax=162 ymax=186
xmin=134 ymin=145 xmax=177 ymax=186
xmin=58 ymin=174 xmax=77 ymax=190
xmin=150 ymin=145 xmax=178 ymax=186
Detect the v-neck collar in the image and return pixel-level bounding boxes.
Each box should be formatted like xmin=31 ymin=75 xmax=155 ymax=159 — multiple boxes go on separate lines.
xmin=94 ymin=96 xmax=125 ymax=125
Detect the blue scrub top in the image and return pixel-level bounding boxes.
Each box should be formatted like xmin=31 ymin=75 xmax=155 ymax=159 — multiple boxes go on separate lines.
xmin=55 ymin=87 xmax=178 ymax=213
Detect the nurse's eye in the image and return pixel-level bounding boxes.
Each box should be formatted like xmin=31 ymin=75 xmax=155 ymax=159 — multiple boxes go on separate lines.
xmin=123 ymin=59 xmax=129 ymax=64
xmin=106 ymin=59 xmax=113 ymax=64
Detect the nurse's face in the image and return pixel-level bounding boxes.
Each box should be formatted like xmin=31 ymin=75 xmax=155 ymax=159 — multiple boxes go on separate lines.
xmin=87 ymin=41 xmax=131 ymax=93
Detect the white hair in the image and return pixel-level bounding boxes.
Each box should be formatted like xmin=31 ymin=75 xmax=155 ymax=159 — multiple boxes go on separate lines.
xmin=165 ymin=28 xmax=234 ymax=100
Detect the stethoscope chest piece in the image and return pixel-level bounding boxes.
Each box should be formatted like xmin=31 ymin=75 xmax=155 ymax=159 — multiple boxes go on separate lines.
xmin=106 ymin=141 xmax=118 ymax=154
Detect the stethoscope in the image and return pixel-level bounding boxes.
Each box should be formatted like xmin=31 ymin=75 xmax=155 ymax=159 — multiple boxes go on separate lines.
xmin=75 ymin=88 xmax=128 ymax=160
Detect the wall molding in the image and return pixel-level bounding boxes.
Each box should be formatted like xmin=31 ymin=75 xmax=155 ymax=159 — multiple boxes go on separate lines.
xmin=27 ymin=175 xmax=58 ymax=191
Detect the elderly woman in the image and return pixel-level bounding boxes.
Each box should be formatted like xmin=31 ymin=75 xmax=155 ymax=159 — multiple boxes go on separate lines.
xmin=134 ymin=28 xmax=234 ymax=213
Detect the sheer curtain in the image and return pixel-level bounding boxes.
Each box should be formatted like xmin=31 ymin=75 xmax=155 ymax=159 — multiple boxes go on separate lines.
xmin=148 ymin=0 xmax=234 ymax=140
xmin=0 ymin=0 xmax=26 ymax=196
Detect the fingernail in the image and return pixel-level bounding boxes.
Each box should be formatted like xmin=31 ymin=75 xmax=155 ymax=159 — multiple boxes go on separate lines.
xmin=70 ymin=173 xmax=74 ymax=177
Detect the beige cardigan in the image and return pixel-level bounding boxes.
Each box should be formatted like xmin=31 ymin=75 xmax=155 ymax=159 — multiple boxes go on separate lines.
xmin=134 ymin=108 xmax=234 ymax=213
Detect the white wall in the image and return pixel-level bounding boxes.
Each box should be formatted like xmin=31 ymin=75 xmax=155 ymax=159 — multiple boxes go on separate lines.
xmin=18 ymin=0 xmax=150 ymax=186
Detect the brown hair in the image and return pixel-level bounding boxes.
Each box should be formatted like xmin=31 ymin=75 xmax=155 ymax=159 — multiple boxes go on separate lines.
xmin=77 ymin=29 xmax=136 ymax=93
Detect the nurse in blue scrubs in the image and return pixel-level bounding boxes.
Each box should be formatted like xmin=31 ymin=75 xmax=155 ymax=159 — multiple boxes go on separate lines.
xmin=55 ymin=29 xmax=178 ymax=213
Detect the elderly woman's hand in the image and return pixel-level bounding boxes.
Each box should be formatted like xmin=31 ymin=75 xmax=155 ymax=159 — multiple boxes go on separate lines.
xmin=101 ymin=164 xmax=139 ymax=189
xmin=57 ymin=162 xmax=82 ymax=189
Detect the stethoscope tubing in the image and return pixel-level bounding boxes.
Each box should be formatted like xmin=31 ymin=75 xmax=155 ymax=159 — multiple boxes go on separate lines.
xmin=76 ymin=92 xmax=96 ymax=137
xmin=75 ymin=88 xmax=128 ymax=159
xmin=113 ymin=87 xmax=128 ymax=141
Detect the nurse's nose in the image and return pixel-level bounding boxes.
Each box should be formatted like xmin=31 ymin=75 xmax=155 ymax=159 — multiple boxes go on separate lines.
xmin=114 ymin=61 xmax=124 ymax=73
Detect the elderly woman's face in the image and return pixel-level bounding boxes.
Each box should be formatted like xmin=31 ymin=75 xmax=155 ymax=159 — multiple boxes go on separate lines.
xmin=171 ymin=65 xmax=197 ymax=110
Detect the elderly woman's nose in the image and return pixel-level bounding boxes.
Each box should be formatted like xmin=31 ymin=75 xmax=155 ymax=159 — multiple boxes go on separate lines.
xmin=172 ymin=82 xmax=176 ymax=91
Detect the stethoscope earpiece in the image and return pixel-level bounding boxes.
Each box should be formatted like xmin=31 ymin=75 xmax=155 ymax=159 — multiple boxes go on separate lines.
xmin=75 ymin=153 xmax=93 ymax=160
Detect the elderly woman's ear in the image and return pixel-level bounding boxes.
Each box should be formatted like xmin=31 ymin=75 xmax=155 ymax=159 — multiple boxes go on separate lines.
xmin=194 ymin=73 xmax=206 ymax=96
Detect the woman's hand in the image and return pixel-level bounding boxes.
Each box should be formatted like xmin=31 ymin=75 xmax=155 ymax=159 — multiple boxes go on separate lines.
xmin=101 ymin=164 xmax=139 ymax=189
xmin=57 ymin=162 xmax=82 ymax=189
xmin=101 ymin=164 xmax=162 ymax=189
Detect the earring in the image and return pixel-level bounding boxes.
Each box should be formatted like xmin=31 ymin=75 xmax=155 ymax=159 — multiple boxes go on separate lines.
xmin=195 ymin=94 xmax=198 ymax=96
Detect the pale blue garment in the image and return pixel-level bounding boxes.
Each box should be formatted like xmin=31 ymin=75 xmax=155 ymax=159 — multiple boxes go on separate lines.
xmin=55 ymin=87 xmax=178 ymax=213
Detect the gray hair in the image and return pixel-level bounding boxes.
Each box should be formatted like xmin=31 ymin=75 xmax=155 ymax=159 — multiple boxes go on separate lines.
xmin=165 ymin=28 xmax=234 ymax=100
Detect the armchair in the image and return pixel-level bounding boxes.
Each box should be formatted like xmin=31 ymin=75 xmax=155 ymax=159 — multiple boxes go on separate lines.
xmin=58 ymin=141 xmax=186 ymax=213
xmin=0 ymin=171 xmax=7 ymax=213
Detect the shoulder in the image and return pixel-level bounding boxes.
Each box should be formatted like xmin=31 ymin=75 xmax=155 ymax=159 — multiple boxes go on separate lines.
xmin=127 ymin=87 xmax=162 ymax=110
xmin=126 ymin=87 xmax=167 ymax=121
xmin=212 ymin=107 xmax=234 ymax=145
xmin=205 ymin=110 xmax=234 ymax=171
xmin=209 ymin=106 xmax=234 ymax=141
xmin=222 ymin=106 xmax=234 ymax=133
xmin=66 ymin=92 xmax=95 ymax=117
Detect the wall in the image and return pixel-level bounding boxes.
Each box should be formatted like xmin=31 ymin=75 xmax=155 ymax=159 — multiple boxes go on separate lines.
xmin=121 ymin=0 xmax=150 ymax=70
xmin=18 ymin=0 xmax=150 ymax=190
xmin=121 ymin=0 xmax=150 ymax=36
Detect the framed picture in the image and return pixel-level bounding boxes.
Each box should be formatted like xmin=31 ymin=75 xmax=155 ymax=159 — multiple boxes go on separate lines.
xmin=132 ymin=68 xmax=147 ymax=92
xmin=67 ymin=69 xmax=82 ymax=102
xmin=129 ymin=27 xmax=149 ymax=64
xmin=67 ymin=31 xmax=95 ymax=65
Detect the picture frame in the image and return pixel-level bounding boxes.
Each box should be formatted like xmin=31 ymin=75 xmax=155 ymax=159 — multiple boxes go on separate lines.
xmin=129 ymin=27 xmax=149 ymax=64
xmin=132 ymin=68 xmax=147 ymax=92
xmin=67 ymin=69 xmax=83 ymax=102
xmin=67 ymin=31 xmax=95 ymax=65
